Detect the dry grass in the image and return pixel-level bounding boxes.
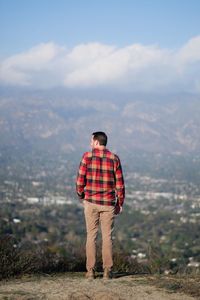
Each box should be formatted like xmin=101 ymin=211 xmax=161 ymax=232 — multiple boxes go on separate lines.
xmin=142 ymin=274 xmax=200 ymax=299
xmin=0 ymin=273 xmax=197 ymax=300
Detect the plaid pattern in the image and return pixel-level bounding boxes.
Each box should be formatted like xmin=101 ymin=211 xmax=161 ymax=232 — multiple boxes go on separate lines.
xmin=76 ymin=148 xmax=125 ymax=206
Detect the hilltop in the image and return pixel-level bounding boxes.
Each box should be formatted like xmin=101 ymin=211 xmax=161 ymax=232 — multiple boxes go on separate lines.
xmin=0 ymin=273 xmax=199 ymax=300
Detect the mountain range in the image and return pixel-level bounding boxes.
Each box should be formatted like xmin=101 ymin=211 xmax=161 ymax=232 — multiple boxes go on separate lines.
xmin=0 ymin=88 xmax=200 ymax=157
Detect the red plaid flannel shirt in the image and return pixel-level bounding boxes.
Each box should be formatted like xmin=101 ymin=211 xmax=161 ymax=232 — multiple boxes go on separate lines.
xmin=76 ymin=148 xmax=125 ymax=206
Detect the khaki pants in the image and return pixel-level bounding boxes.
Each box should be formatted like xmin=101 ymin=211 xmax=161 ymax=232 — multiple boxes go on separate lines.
xmin=83 ymin=200 xmax=115 ymax=271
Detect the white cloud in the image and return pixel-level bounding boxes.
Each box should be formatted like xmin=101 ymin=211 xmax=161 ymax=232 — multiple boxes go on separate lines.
xmin=0 ymin=42 xmax=65 ymax=86
xmin=178 ymin=36 xmax=200 ymax=64
xmin=1 ymin=37 xmax=200 ymax=92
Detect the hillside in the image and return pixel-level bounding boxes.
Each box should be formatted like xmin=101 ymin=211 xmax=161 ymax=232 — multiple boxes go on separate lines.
xmin=0 ymin=273 xmax=199 ymax=300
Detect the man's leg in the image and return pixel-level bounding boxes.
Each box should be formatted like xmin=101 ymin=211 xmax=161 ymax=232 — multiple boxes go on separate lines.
xmin=84 ymin=201 xmax=99 ymax=272
xmin=99 ymin=206 xmax=115 ymax=272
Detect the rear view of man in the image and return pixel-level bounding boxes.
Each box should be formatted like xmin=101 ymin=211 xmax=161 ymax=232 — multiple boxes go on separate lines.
xmin=76 ymin=131 xmax=125 ymax=279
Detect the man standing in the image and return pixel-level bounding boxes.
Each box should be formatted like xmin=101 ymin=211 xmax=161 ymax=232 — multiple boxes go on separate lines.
xmin=76 ymin=131 xmax=125 ymax=279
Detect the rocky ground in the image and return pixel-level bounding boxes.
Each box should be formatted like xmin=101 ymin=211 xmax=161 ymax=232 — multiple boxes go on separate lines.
xmin=0 ymin=273 xmax=199 ymax=300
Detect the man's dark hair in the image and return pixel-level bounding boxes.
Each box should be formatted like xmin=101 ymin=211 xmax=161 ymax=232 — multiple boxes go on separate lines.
xmin=92 ymin=131 xmax=107 ymax=146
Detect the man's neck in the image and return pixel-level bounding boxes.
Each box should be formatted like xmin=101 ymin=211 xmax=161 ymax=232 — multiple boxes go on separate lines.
xmin=93 ymin=146 xmax=106 ymax=151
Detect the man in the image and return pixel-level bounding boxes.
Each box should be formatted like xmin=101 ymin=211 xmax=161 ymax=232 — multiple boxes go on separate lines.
xmin=76 ymin=131 xmax=125 ymax=279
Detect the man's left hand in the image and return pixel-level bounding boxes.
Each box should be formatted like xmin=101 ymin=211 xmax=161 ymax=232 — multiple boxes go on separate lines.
xmin=114 ymin=205 xmax=122 ymax=215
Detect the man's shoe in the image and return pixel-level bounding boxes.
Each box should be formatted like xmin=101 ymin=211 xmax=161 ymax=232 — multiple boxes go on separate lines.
xmin=85 ymin=269 xmax=95 ymax=279
xmin=103 ymin=268 xmax=112 ymax=279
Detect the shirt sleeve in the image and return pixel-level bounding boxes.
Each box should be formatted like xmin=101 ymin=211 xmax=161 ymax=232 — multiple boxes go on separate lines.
xmin=76 ymin=153 xmax=87 ymax=200
xmin=114 ymin=156 xmax=125 ymax=207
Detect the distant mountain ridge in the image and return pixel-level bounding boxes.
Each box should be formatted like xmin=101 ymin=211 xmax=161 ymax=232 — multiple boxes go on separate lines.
xmin=0 ymin=88 xmax=200 ymax=156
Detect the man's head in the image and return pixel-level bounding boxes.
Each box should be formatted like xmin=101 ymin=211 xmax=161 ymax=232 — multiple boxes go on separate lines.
xmin=91 ymin=131 xmax=107 ymax=149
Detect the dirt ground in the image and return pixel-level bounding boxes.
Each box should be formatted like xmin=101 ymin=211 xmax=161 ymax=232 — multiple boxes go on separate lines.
xmin=0 ymin=273 xmax=198 ymax=300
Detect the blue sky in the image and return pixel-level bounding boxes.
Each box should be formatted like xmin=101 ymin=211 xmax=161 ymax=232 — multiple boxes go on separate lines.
xmin=0 ymin=0 xmax=200 ymax=92
xmin=1 ymin=0 xmax=200 ymax=55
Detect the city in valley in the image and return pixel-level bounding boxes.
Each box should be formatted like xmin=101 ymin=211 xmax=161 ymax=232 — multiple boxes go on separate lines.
xmin=1 ymin=151 xmax=200 ymax=273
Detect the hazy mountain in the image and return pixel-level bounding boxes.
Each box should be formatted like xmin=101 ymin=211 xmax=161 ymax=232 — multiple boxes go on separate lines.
xmin=0 ymin=88 xmax=200 ymax=156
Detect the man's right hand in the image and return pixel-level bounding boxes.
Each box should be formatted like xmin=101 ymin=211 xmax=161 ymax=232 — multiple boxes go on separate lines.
xmin=77 ymin=191 xmax=85 ymax=199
